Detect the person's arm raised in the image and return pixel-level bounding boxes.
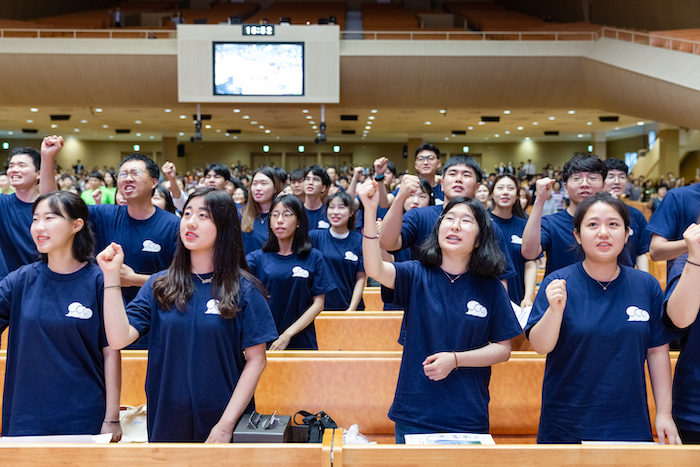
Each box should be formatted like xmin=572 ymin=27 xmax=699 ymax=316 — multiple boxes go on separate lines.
xmin=666 ymin=224 xmax=700 ymax=328
xmin=378 ymin=174 xmax=420 ymax=252
xmin=521 ymin=178 xmax=553 ymax=260
xmin=39 ymin=135 xmax=64 ymax=194
xmin=358 ymin=179 xmax=396 ymax=288
xmin=527 ymin=279 xmax=566 ymax=354
xmin=373 ymin=157 xmax=394 ymax=209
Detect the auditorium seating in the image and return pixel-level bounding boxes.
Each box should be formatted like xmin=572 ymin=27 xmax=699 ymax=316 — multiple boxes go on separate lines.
xmin=246 ymin=2 xmax=347 ymax=29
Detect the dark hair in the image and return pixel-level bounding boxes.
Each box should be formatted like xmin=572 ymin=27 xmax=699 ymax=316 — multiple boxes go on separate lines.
xmin=274 ymin=166 xmax=288 ymax=185
xmin=233 ymin=182 xmax=248 ymax=203
xmin=32 ymin=191 xmax=95 ymax=263
xmin=657 ymin=184 xmax=669 ymax=191
xmin=289 ymin=168 xmax=306 ymax=182
xmin=118 ymin=153 xmax=160 ymax=180
xmin=152 ymin=188 xmax=265 ymax=319
xmin=563 ymin=153 xmax=606 ymax=182
xmin=88 ymin=171 xmax=104 ymax=182
xmin=520 ymin=187 xmax=532 ymax=207
xmin=263 ymin=194 xmax=312 ymax=256
xmin=442 ymin=154 xmax=483 ymax=183
xmin=405 ymin=178 xmax=436 ymax=211
xmin=386 ymin=161 xmax=398 ymax=177
xmin=241 ymin=166 xmax=282 ymax=232
xmin=415 ymin=143 xmax=441 ymax=160
xmin=154 ymin=184 xmax=176 ymax=214
xmin=0 ymin=171 xmax=5 ymax=177
xmin=325 ymin=191 xmax=357 ymax=229
xmin=573 ymin=192 xmax=630 ymax=233
xmin=103 ymin=170 xmax=116 ymax=188
xmin=489 ymin=174 xmax=527 ymax=219
xmin=417 ymin=197 xmax=505 ymax=277
xmin=9 ymin=147 xmax=41 ymax=172
xmin=305 ymin=164 xmax=331 ymax=187
xmin=205 ymin=163 xmax=231 ymax=182
xmin=604 ymin=158 xmax=629 ymax=175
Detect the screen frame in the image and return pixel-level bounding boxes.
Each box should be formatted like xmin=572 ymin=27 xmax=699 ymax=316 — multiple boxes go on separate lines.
xmin=212 ymin=41 xmax=305 ymax=97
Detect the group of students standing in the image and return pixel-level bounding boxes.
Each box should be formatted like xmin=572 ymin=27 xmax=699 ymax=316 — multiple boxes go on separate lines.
xmin=0 ymin=135 xmax=699 ymax=446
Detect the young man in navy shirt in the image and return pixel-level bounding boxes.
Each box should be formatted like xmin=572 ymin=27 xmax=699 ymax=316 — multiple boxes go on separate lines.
xmin=376 ymin=144 xmax=444 ymax=208
xmin=0 ymin=143 xmax=47 ymax=279
xmin=521 ymin=154 xmax=607 ymax=275
xmin=40 ymin=137 xmax=180 ymax=306
xmin=604 ymin=158 xmax=650 ymax=272
xmin=379 ymin=154 xmax=516 ymax=283
xmin=303 ymin=165 xmax=331 ymax=230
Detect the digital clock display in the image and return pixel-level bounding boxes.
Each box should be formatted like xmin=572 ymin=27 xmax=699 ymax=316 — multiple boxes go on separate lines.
xmin=242 ymin=24 xmax=275 ymax=36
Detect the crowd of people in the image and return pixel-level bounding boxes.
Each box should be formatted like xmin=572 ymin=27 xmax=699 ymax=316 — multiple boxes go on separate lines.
xmin=0 ymin=134 xmax=698 ymax=445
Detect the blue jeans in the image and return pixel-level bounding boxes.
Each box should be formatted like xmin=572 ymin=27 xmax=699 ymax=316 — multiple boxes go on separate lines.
xmin=394 ymin=422 xmax=442 ymax=444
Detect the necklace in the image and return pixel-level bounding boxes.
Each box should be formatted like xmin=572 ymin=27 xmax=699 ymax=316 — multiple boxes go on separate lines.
xmin=441 ymin=268 xmax=464 ymax=283
xmin=592 ymin=266 xmax=619 ymax=291
xmin=193 ymin=270 xmax=212 ymax=284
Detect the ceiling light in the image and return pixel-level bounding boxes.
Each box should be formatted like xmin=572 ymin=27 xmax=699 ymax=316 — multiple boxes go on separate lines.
xmin=548 ymin=116 xmax=555 ymax=120
xmin=371 ymin=109 xmax=378 ymax=113
xmin=425 ymin=121 xmax=431 ymax=125
xmin=439 ymin=109 xmax=447 ymax=114
xmin=80 ymin=119 xmax=87 ymax=124
xmin=468 ymin=126 xmax=474 ymax=130
xmin=578 ymin=134 xmax=584 ymax=137
xmin=205 ymin=124 xmax=211 ymax=129
xmin=503 ymin=110 xmax=511 ymax=115
xmin=444 ymin=137 xmax=449 ymax=140
xmin=533 ymin=122 xmax=539 ymax=125
xmin=568 ymin=110 xmax=576 ymax=114
xmin=109 ymin=135 xmax=113 ymax=139
xmin=312 ymin=125 xmax=317 ymax=129
xmin=135 ymin=120 xmax=142 ymax=124
xmin=179 ymin=132 xmax=184 ymax=136
xmin=150 ymin=135 xmax=155 ymax=139
xmin=309 ymin=121 xmax=315 ymax=124
xmin=525 ymin=137 xmax=531 ymax=141
xmin=517 ymin=126 xmax=524 ymax=130
xmin=30 ymin=108 xmax=38 ymax=112
xmin=73 ymin=128 xmax=79 ymax=132
xmin=225 ymin=133 xmax=229 ymax=136
xmin=136 ymin=132 xmax=141 ymax=136
xmin=637 ymin=121 xmax=645 ymax=126
xmin=51 ymin=124 xmax=57 ymax=129
xmin=495 ymin=134 xmax=500 ymax=138
xmin=102 ymin=124 xmax=108 ymax=128
xmin=306 ymin=116 xmax=312 ymax=119
xmin=216 ymin=129 xmax=221 ymax=132
xmin=365 ymin=125 xmax=371 ymax=129
xmin=615 ymin=127 xmax=620 ymax=130
xmin=95 ymin=108 xmax=103 ymax=113
xmin=259 ymin=125 xmax=264 ymax=129
xmin=369 ymin=116 xmax=375 ymax=120
xmin=26 ymin=119 xmax=33 ymax=124
xmin=164 ymin=109 xmax=171 ymax=113
xmin=265 ymin=129 xmax=271 ymax=133
xmin=233 ymin=136 xmax=237 ymax=139
xmin=242 ymin=115 xmax=250 ymax=119
xmin=478 ymin=121 xmax=485 ymax=126
xmin=302 ymin=109 xmax=308 ymax=113
xmin=505 ymin=131 xmax=510 ymax=134
xmin=179 ymin=115 xmax=186 ymax=119
xmin=587 ymin=121 xmax=593 ymax=125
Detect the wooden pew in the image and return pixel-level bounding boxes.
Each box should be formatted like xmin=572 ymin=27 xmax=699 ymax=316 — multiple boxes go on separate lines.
xmin=361 ymin=287 xmax=385 ymax=311
xmin=0 ymin=351 xmax=680 ymax=444
xmin=315 ymin=312 xmax=403 ymax=351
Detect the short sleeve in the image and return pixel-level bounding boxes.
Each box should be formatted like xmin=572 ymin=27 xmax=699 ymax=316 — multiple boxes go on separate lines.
xmin=635 ymin=214 xmax=650 ymax=255
xmin=487 ymin=279 xmax=524 ymax=342
xmin=391 ymin=261 xmax=415 ymax=311
xmin=311 ymin=252 xmax=337 ymax=297
xmin=246 ymin=251 xmax=258 ymax=276
xmin=525 ymin=274 xmax=556 ymax=337
xmin=0 ymin=268 xmax=18 ymax=331
xmin=540 ymin=215 xmax=553 ymax=253
xmin=646 ymin=190 xmax=679 ymax=239
xmin=125 ymin=274 xmax=157 ymax=337
xmin=240 ymin=282 xmax=279 ymax=349
xmin=400 ymin=209 xmax=421 ymax=250
xmin=493 ymin=223 xmax=517 ymax=280
xmin=662 ymin=254 xmax=692 ymax=333
xmin=649 ymin=277 xmax=678 ymax=347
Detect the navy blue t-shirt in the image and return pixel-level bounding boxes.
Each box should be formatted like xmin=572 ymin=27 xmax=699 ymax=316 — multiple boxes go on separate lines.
xmin=400 ymin=205 xmax=517 ymax=280
xmin=540 ymin=209 xmax=636 ymax=276
xmin=89 ymin=205 xmax=179 ymax=304
xmin=389 ymin=261 xmax=522 ymax=433
xmin=0 ymin=262 xmax=107 ymax=436
xmin=526 ymin=263 xmax=675 ymax=444
xmin=662 ymin=254 xmax=700 ymax=432
xmin=127 ymin=271 xmax=278 ymax=442
xmin=246 ymin=248 xmax=336 ymax=349
xmin=490 ymin=214 xmax=536 ymax=304
xmin=618 ymin=206 xmax=650 ymax=267
xmin=0 ymin=194 xmax=38 ymax=280
xmin=241 ymin=213 xmax=269 ymax=255
xmin=306 ymin=205 xmax=330 ymax=231
xmin=310 ymin=229 xmax=365 ymax=311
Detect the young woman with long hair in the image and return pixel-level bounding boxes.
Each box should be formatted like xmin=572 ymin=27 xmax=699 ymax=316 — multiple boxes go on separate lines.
xmin=97 ymin=188 xmax=277 ymax=442
xmin=310 ymin=191 xmax=365 ymax=311
xmin=526 ymin=192 xmax=680 ymax=444
xmin=0 ymin=191 xmax=121 ymax=440
xmin=240 ymin=167 xmax=282 ymax=254
xmin=357 ymin=179 xmax=521 ymax=443
xmin=489 ymin=174 xmax=537 ymax=308
xmin=246 ymin=194 xmax=336 ymax=350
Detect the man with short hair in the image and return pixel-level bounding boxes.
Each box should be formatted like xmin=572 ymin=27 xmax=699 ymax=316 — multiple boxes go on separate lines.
xmin=522 ymin=154 xmax=608 ymax=275
xmin=604 ymin=158 xmax=649 ymax=272
xmin=0 ymin=144 xmax=44 ymax=279
xmin=523 ymin=159 xmax=536 ymax=180
xmin=304 ymin=165 xmax=331 ymax=230
xmin=0 ymin=172 xmax=13 ymax=195
xmin=289 ymin=168 xmax=306 ymax=202
xmin=41 ymin=138 xmax=180 ymax=316
xmin=377 ymin=144 xmax=445 ymax=209
xmin=203 ymin=163 xmax=231 ymax=191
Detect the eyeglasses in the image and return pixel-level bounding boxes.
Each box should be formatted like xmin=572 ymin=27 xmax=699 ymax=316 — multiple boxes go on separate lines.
xmin=304 ymin=176 xmax=322 ymax=183
xmin=569 ymin=174 xmax=603 ymax=184
xmin=442 ymin=215 xmax=476 ymax=228
xmin=416 ymin=155 xmax=436 ymax=162
xmin=118 ymin=169 xmax=144 ymax=179
xmin=270 ymin=210 xmax=295 ymax=220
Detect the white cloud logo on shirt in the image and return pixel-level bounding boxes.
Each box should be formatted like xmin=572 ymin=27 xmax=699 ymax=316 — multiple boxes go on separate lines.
xmin=205 ymin=299 xmax=220 ymax=315
xmin=510 ymin=235 xmax=523 ymax=244
xmin=66 ymin=302 xmax=93 ymax=320
xmin=292 ymin=266 xmax=310 ymax=278
xmin=344 ymin=251 xmax=359 ymax=262
xmin=465 ymin=300 xmax=488 ymax=318
xmin=435 ymin=199 xmax=444 ymax=206
xmin=142 ymin=240 xmax=162 ymax=253
xmin=318 ymin=220 xmax=331 ymax=229
xmin=629 ymin=227 xmax=634 ymax=237
xmin=626 ymin=306 xmax=650 ymax=322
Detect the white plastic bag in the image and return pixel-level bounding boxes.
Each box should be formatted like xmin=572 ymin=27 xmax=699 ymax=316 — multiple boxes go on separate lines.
xmin=342 ymin=424 xmax=376 ymax=444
